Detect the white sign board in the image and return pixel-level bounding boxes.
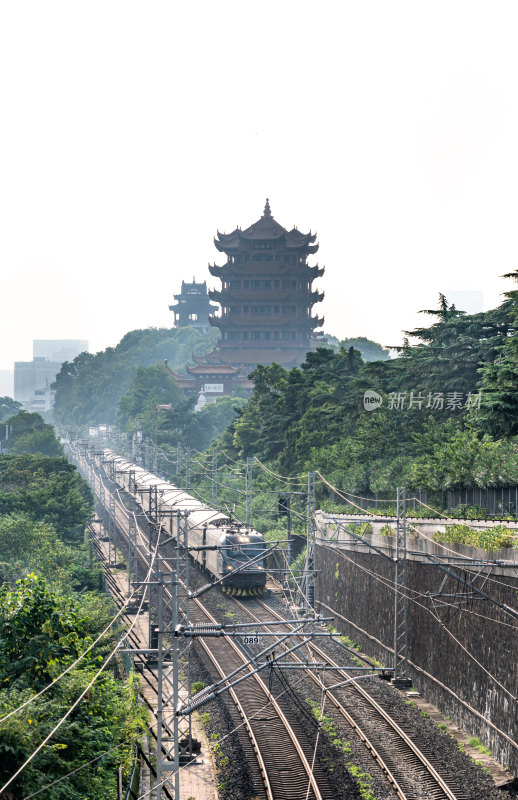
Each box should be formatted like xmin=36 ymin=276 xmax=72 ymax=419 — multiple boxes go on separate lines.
xmin=203 ymin=383 xmax=224 ymax=393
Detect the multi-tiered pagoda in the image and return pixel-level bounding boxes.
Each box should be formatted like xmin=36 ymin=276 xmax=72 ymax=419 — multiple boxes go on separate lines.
xmin=169 ymin=279 xmax=217 ymax=331
xmin=208 ymin=200 xmax=324 ymax=370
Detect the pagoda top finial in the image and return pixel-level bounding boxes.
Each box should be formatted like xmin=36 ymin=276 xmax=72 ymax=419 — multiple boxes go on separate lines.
xmin=263 ymin=198 xmax=271 ymax=217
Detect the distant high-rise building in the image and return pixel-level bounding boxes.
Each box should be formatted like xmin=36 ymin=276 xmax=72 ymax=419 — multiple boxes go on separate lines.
xmin=0 ymin=371 xmax=14 ymax=398
xmin=14 ymin=339 xmax=88 ymax=408
xmin=445 ymin=290 xmax=484 ymax=315
xmin=33 ymin=339 xmax=88 ymax=363
xmin=169 ymin=280 xmax=217 ymax=331
xmin=14 ymin=358 xmax=62 ymax=404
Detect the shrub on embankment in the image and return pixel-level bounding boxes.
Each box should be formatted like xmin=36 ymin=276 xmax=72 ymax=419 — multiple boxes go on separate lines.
xmin=0 ymin=418 xmax=143 ymax=799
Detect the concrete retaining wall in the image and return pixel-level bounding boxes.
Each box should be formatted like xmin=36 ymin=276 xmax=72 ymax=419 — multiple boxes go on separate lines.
xmin=315 ymin=534 xmax=518 ymax=774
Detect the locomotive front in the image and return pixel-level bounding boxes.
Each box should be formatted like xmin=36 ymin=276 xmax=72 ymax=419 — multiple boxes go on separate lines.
xmin=219 ymin=529 xmax=267 ymax=597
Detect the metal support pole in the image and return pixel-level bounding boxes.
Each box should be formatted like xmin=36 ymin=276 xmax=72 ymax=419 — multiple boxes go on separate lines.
xmin=211 ymin=450 xmax=218 ymax=504
xmin=301 ymin=473 xmax=316 ymax=609
xmin=185 ymin=447 xmax=191 ymax=490
xmin=392 ymin=487 xmax=411 ymax=687
xmin=155 ymin=572 xmax=180 ymax=800
xmin=176 ymin=511 xmax=192 ymax=756
xmin=149 ymin=485 xmax=158 ymax=522
xmin=128 ymin=469 xmax=136 ymax=495
xmin=108 ymin=489 xmax=116 ymax=566
xmin=135 ymin=434 xmax=143 ymax=467
xmin=144 ymin=438 xmax=150 ymax=471
xmin=153 ymin=509 xmax=193 ymax=800
xmin=245 ymin=457 xmax=253 ymax=525
xmin=128 ymin=512 xmax=137 ymax=594
xmin=153 ymin=441 xmax=158 ymax=474
xmin=99 ymin=479 xmax=105 ymax=530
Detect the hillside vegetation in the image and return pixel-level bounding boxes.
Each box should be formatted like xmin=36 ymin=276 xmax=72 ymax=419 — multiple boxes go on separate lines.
xmin=53 ymin=325 xmax=219 ymax=425
xmin=0 ymin=415 xmax=142 ymax=799
xmin=212 ymin=274 xmax=518 ymax=497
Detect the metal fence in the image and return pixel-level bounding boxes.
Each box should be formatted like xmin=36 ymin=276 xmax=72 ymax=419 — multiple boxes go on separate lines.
xmin=335 ymin=486 xmax=518 ymax=519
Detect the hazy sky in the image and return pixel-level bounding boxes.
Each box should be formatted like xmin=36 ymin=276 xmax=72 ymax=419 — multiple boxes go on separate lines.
xmin=1 ymin=1 xmax=517 ymax=371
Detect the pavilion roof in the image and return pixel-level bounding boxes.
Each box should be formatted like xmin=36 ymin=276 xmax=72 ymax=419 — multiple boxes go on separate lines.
xmin=185 ymin=363 xmax=243 ymax=376
xmin=214 ymin=199 xmax=318 ymax=252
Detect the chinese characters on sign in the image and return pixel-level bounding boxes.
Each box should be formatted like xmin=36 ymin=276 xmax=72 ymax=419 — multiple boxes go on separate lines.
xmin=203 ymin=383 xmax=224 ymax=393
xmin=363 ymin=390 xmax=482 ymax=412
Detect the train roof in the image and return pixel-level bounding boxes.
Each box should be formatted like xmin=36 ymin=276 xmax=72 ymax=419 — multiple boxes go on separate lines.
xmin=102 ymin=449 xmax=228 ymax=525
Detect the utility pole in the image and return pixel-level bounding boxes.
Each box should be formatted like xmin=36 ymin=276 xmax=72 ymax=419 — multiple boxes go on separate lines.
xmin=127 ymin=511 xmax=137 ymax=595
xmin=99 ymin=477 xmax=105 ymax=534
xmin=245 ymin=457 xmax=253 ymax=525
xmin=392 ymin=487 xmax=411 ymax=687
xmin=279 ymin=493 xmax=292 ymax=584
xmin=108 ymin=487 xmax=116 ymax=566
xmin=211 ymin=449 xmax=218 ymax=504
xmin=152 ymin=509 xmax=192 ymax=799
xmin=301 ymin=472 xmax=316 ymax=609
xmin=184 ymin=447 xmax=191 ymax=490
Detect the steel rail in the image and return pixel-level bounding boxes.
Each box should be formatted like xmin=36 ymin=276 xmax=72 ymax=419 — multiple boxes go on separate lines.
xmin=80 ymin=451 xmax=325 ymax=800
xmin=234 ymin=597 xmax=463 ymax=800
xmin=159 ymin=563 xmax=324 ymax=799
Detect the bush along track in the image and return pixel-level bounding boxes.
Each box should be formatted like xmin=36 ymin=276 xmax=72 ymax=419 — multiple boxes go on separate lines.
xmin=0 ymin=436 xmax=145 ymax=800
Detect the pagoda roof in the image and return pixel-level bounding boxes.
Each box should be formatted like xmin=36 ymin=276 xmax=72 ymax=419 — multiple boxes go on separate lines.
xmin=214 ymin=199 xmax=318 ymax=252
xmin=208 ymin=262 xmax=321 ymax=278
xmin=192 ymin=348 xmax=224 ymax=365
xmin=185 ymin=363 xmax=242 ymax=376
xmin=166 ymin=372 xmax=196 ymax=388
xmin=216 ymin=346 xmax=309 ymax=366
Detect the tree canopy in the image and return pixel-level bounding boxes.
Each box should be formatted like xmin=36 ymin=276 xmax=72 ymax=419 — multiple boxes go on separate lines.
xmin=0 ymin=411 xmax=64 ymax=457
xmin=53 ymin=325 xmax=220 ymax=425
xmin=0 ymin=397 xmax=22 ymax=422
xmin=220 ymin=282 xmax=518 ymax=495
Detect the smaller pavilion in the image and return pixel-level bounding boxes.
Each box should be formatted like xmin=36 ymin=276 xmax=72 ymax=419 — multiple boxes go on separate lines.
xmin=169 ymin=279 xmax=217 ymax=331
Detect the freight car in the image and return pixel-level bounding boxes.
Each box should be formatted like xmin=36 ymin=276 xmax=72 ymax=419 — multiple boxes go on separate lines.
xmin=103 ymin=450 xmax=267 ymax=596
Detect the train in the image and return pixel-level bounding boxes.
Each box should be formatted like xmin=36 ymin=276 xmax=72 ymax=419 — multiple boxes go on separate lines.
xmin=102 ymin=450 xmax=267 ymax=597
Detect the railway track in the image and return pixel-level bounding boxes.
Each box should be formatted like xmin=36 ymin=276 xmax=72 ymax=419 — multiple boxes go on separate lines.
xmin=230 ymin=596 xmax=469 ymax=800
xmin=73 ymin=445 xmax=471 ymax=800
xmin=75 ymin=450 xmax=336 ymax=800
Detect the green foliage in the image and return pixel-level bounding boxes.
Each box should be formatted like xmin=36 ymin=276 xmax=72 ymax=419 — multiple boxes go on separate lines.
xmin=209 ymin=284 xmax=518 ymax=501
xmin=0 ymin=453 xmax=92 ymax=544
xmin=0 ymin=575 xmax=94 ymax=687
xmin=306 ymin=699 xmax=375 ymax=799
xmin=433 ymin=523 xmax=517 ymax=551
xmin=0 ymin=514 xmax=77 ymax=588
xmin=0 ymin=397 xmax=22 ymax=422
xmin=0 ymin=456 xmax=143 ymax=799
xmin=340 ymin=336 xmax=390 ymax=361
xmin=379 ymin=524 xmax=395 ymax=536
xmin=467 ymin=736 xmax=492 ymax=756
xmin=117 ymin=363 xmax=185 ymax=434
xmin=0 ymin=411 xmax=63 ymax=457
xmin=146 ymin=393 xmax=247 ymax=452
xmin=0 ymin=669 xmax=142 ymax=799
xmin=53 ymin=326 xmax=220 ymax=426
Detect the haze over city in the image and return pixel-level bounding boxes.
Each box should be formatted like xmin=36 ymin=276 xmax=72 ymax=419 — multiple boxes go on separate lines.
xmin=1 ymin=1 xmax=518 ymax=372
